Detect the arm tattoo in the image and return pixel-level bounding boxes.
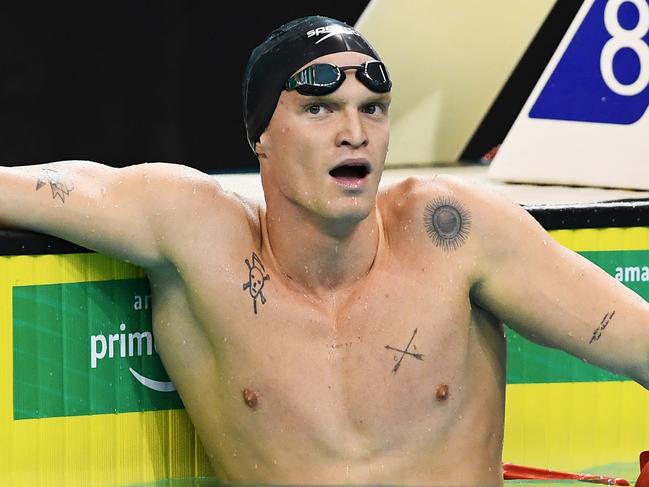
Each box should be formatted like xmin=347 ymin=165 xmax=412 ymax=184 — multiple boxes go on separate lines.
xmin=385 ymin=328 xmax=424 ymax=374
xmin=35 ymin=168 xmax=74 ymax=203
xmin=589 ymin=310 xmax=615 ymax=344
xmin=423 ymin=197 xmax=471 ymax=251
xmin=242 ymin=252 xmax=271 ymax=315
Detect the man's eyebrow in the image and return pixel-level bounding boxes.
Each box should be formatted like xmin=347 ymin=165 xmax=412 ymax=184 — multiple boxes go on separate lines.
xmin=300 ymin=93 xmax=391 ymax=105
xmin=363 ymin=94 xmax=392 ymax=105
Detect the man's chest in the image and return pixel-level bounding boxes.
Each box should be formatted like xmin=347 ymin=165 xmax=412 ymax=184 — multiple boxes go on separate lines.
xmin=152 ymin=247 xmax=506 ymax=466
xmin=195 ymin=253 xmax=473 ymax=357
xmin=182 ymin=257 xmax=476 ymax=420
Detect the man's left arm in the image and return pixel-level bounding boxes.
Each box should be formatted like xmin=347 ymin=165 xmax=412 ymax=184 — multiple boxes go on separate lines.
xmin=468 ymin=186 xmax=649 ymax=389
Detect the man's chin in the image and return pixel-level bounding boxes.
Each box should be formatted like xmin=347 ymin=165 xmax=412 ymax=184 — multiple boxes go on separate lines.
xmin=319 ymin=200 xmax=374 ymax=224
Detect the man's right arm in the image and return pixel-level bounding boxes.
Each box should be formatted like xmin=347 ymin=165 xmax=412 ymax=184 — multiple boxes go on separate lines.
xmin=0 ymin=160 xmax=215 ymax=269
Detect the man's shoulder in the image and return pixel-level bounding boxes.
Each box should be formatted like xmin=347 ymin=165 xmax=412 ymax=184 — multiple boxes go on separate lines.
xmin=133 ymin=162 xmax=261 ymax=240
xmin=378 ymin=175 xmax=470 ymax=249
xmin=125 ymin=162 xmax=218 ymax=192
xmin=379 ymin=173 xmax=479 ymax=213
xmin=135 ymin=162 xmax=258 ymax=212
xmin=378 ymin=172 xmax=525 ymax=254
xmin=379 ymin=172 xmax=517 ymax=214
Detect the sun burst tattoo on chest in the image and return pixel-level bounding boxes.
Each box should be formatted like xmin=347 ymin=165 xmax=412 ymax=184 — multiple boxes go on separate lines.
xmin=35 ymin=168 xmax=74 ymax=203
xmin=242 ymin=252 xmax=271 ymax=315
xmin=423 ymin=197 xmax=472 ymax=251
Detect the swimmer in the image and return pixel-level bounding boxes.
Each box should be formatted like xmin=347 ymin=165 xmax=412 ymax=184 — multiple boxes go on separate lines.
xmin=1 ymin=15 xmax=649 ymax=486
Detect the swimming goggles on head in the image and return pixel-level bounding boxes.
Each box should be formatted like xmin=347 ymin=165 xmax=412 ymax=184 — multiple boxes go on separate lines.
xmin=285 ymin=61 xmax=392 ymax=96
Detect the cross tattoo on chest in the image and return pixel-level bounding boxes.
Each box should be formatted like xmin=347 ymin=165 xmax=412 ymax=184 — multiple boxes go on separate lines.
xmin=385 ymin=328 xmax=425 ymax=374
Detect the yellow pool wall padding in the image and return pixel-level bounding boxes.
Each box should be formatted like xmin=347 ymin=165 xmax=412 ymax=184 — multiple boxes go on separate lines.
xmin=0 ymin=253 xmax=211 ymax=487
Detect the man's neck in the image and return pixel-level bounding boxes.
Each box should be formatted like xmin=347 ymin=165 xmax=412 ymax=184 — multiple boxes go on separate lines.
xmin=262 ymin=198 xmax=382 ymax=301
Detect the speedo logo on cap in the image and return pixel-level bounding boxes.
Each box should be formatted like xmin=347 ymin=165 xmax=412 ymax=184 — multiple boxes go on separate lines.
xmin=307 ymin=25 xmax=357 ymax=44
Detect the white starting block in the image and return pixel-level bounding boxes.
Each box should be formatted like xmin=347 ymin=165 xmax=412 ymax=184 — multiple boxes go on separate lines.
xmin=489 ymin=0 xmax=649 ymax=190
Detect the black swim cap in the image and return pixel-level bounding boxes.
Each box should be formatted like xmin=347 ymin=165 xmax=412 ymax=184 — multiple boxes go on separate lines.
xmin=242 ymin=16 xmax=382 ymax=153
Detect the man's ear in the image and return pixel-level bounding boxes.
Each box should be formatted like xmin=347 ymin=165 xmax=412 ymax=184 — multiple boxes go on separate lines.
xmin=255 ymin=132 xmax=269 ymax=159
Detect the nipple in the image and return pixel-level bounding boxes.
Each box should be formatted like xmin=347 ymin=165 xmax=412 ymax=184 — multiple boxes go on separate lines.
xmin=435 ymin=384 xmax=449 ymax=402
xmin=242 ymin=388 xmax=258 ymax=409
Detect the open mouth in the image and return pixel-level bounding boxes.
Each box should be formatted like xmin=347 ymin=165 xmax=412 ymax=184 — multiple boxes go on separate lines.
xmin=329 ymin=162 xmax=371 ymax=180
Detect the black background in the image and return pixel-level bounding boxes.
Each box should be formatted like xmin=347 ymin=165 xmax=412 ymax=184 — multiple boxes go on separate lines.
xmin=0 ymin=1 xmax=369 ymax=173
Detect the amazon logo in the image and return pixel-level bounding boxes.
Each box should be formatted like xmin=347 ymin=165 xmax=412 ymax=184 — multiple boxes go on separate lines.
xmin=90 ymin=322 xmax=176 ymax=393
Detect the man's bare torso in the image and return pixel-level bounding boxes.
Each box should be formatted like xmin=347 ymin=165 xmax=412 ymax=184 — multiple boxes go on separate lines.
xmin=147 ymin=177 xmax=506 ymax=485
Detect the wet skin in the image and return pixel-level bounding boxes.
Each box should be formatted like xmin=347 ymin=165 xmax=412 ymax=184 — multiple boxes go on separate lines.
xmin=147 ymin=51 xmax=507 ymax=484
xmin=2 ymin=51 xmax=649 ymax=487
xmin=118 ymin=67 xmax=649 ymax=480
xmin=148 ymin=177 xmax=507 ymax=485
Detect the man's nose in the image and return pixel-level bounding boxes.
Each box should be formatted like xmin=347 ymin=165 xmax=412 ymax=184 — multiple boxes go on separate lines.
xmin=336 ymin=109 xmax=368 ymax=149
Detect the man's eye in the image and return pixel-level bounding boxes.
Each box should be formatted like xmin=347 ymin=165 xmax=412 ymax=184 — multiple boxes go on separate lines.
xmin=307 ymin=104 xmax=325 ymax=115
xmin=364 ymin=105 xmax=377 ymax=115
xmin=363 ymin=103 xmax=386 ymax=115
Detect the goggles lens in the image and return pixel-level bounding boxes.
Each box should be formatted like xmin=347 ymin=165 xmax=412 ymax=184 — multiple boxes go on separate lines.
xmin=285 ymin=61 xmax=392 ymax=96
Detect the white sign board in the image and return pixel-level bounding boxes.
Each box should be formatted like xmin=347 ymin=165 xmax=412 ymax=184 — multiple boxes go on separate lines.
xmin=489 ymin=0 xmax=649 ymax=190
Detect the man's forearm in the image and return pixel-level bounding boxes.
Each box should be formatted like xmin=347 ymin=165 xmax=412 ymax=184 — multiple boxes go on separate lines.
xmin=0 ymin=161 xmax=84 ymax=231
